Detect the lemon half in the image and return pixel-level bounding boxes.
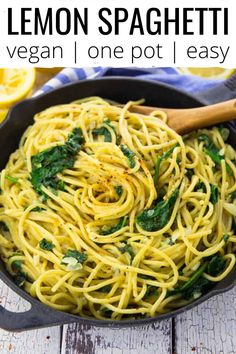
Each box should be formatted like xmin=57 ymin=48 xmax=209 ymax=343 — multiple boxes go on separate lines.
xmin=178 ymin=67 xmax=236 ymax=79
xmin=0 ymin=68 xmax=36 ymax=108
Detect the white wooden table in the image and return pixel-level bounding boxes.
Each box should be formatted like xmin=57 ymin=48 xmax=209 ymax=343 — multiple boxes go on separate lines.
xmin=0 ymin=279 xmax=235 ymax=354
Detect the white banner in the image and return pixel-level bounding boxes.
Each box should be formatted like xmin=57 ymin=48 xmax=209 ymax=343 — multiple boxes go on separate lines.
xmin=0 ymin=0 xmax=235 ymax=67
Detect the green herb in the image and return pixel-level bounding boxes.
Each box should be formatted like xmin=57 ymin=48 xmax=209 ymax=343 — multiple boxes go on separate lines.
xmin=119 ymin=243 xmax=135 ymax=261
xmin=207 ymin=255 xmax=226 ymax=276
xmin=98 ymin=284 xmax=112 ymax=293
xmin=210 ymin=184 xmax=219 ymax=204
xmin=31 ymin=206 xmax=45 ymax=212
xmin=223 ymin=234 xmax=229 ymax=242
xmin=31 ymin=128 xmax=84 ymax=198
xmin=168 ymin=262 xmax=208 ymax=296
xmin=61 ymin=250 xmax=87 ymax=270
xmin=198 ymin=134 xmax=232 ymax=175
xmin=39 ymin=238 xmax=55 ymax=251
xmin=9 ymin=253 xmax=26 ymax=287
xmin=183 ymin=277 xmax=211 ymax=300
xmin=14 ymin=272 xmax=27 ymax=287
xmin=93 ymin=126 xmax=112 ymax=142
xmin=186 ymin=169 xmax=194 ymax=180
xmin=120 ymin=145 xmax=136 ymax=168
xmin=0 ymin=221 xmax=9 ymax=232
xmin=195 ymin=182 xmax=218 ymax=204
xmin=168 ymin=255 xmax=226 ymax=300
xmin=195 ymin=181 xmax=206 ymax=192
xmin=5 ymin=175 xmax=19 ymax=184
xmin=11 ymin=260 xmax=23 ymax=273
xmin=154 ymin=145 xmax=178 ymax=187
xmin=115 ymin=185 xmax=123 ymax=197
xmin=156 ymin=187 xmax=166 ymax=203
xmin=136 ymin=188 xmax=179 ymax=232
xmin=145 ymin=285 xmax=158 ymax=298
xmin=100 ymin=306 xmax=112 ymax=317
xmin=100 ymin=216 xmax=127 ymax=235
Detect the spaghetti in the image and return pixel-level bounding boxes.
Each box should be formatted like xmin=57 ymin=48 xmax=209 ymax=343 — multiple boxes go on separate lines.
xmin=0 ymin=97 xmax=236 ymax=320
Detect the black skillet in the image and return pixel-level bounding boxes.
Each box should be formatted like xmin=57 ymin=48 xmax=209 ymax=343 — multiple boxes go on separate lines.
xmin=0 ymin=76 xmax=236 ymax=332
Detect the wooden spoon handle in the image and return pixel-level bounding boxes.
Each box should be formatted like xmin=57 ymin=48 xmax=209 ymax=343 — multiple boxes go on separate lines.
xmin=130 ymin=99 xmax=236 ymax=135
xmin=167 ymin=99 xmax=236 ymax=134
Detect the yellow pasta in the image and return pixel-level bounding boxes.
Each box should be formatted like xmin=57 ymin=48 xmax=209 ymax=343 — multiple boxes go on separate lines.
xmin=0 ymin=97 xmax=236 ymax=320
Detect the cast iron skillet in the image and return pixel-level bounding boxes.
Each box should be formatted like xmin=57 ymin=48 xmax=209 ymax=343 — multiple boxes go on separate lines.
xmin=0 ymin=77 xmax=236 ymax=332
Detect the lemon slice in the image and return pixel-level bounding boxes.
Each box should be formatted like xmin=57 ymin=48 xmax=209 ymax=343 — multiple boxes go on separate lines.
xmin=0 ymin=68 xmax=36 ymax=108
xmin=0 ymin=108 xmax=8 ymax=123
xmin=178 ymin=67 xmax=236 ymax=79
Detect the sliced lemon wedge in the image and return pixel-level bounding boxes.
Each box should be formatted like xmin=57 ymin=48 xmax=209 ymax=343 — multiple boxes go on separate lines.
xmin=0 ymin=68 xmax=36 ymax=108
xmin=0 ymin=108 xmax=8 ymax=123
xmin=178 ymin=67 xmax=236 ymax=79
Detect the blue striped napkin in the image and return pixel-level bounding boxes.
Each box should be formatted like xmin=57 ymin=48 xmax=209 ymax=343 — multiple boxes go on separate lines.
xmin=37 ymin=67 xmax=223 ymax=96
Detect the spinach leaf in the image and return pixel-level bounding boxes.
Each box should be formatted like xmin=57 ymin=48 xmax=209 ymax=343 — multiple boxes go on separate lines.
xmin=31 ymin=128 xmax=84 ymax=198
xmin=136 ymin=188 xmax=179 ymax=232
xmin=31 ymin=206 xmax=45 ymax=212
xmin=145 ymin=285 xmax=158 ymax=298
xmin=5 ymin=175 xmax=19 ymax=184
xmin=98 ymin=284 xmax=112 ymax=293
xmin=168 ymin=255 xmax=226 ymax=300
xmin=114 ymin=185 xmax=123 ymax=197
xmin=100 ymin=306 xmax=112 ymax=317
xmin=66 ymin=127 xmax=85 ymax=153
xmin=195 ymin=182 xmax=219 ymax=204
xmin=0 ymin=221 xmax=9 ymax=232
xmin=198 ymin=134 xmax=232 ymax=175
xmin=11 ymin=260 xmax=23 ymax=273
xmin=9 ymin=253 xmax=26 ymax=287
xmin=39 ymin=238 xmax=55 ymax=251
xmin=119 ymin=243 xmax=135 ymax=261
xmin=92 ymin=120 xmax=116 ymax=143
xmin=154 ymin=144 xmax=178 ymax=187
xmin=223 ymin=234 xmax=229 ymax=242
xmin=100 ymin=216 xmax=127 ymax=235
xmin=120 ymin=145 xmax=136 ymax=168
xmin=93 ymin=126 xmax=111 ymax=142
xmin=168 ymin=262 xmax=208 ymax=296
xmin=62 ymin=249 xmax=87 ymax=264
xmin=185 ymin=169 xmax=194 ymax=180
xmin=207 ymin=255 xmax=226 ymax=276
xmin=210 ymin=184 xmax=219 ymax=204
xmin=195 ymin=181 xmax=206 ymax=192
xmin=14 ymin=272 xmax=27 ymax=287
xmin=183 ymin=277 xmax=211 ymax=300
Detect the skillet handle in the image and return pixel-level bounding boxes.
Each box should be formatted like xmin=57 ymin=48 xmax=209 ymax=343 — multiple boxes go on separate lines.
xmin=197 ymin=73 xmax=236 ymax=105
xmin=0 ymin=302 xmax=75 ymax=332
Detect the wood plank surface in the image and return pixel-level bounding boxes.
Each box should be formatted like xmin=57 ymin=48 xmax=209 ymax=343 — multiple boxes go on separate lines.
xmin=175 ymin=287 xmax=236 ymax=354
xmin=61 ymin=321 xmax=172 ymax=354
xmin=0 ymin=280 xmax=61 ymax=354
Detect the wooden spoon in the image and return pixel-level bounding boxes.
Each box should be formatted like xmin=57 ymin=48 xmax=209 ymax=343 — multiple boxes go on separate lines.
xmin=129 ymin=99 xmax=236 ymax=134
